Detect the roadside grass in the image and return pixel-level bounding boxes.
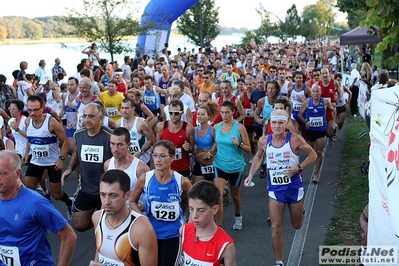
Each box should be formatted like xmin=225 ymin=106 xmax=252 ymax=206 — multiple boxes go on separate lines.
xmin=325 ymin=114 xmax=370 ymax=246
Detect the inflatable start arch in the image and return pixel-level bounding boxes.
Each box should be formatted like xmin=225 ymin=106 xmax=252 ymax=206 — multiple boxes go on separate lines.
xmin=137 ymin=0 xmax=199 ymax=56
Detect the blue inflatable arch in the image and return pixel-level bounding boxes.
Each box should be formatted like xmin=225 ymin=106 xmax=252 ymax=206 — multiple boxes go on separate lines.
xmin=137 ymin=0 xmax=199 ymax=56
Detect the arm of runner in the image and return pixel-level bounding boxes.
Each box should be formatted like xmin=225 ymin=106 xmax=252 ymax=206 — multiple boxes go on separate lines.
xmin=129 ymin=173 xmax=146 ymax=213
xmin=132 ymin=216 xmax=158 ymax=266
xmin=222 ymin=243 xmax=237 ymax=266
xmin=234 ymin=98 xmax=245 ymax=123
xmin=254 ymin=98 xmax=265 ymax=125
xmin=298 ymin=99 xmax=309 ymax=126
xmin=61 ymin=145 xmax=79 ymax=186
xmin=56 ymin=223 xmax=77 ymax=266
xmin=51 ymin=118 xmax=68 ymax=171
xmin=283 ymin=134 xmax=317 ymax=178
xmin=244 ymin=136 xmax=266 ymax=187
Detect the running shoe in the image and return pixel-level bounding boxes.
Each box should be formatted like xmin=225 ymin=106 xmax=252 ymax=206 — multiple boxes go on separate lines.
xmin=66 ymin=197 xmax=75 ymax=221
xmin=332 ymin=134 xmax=337 ymax=142
xmin=312 ymin=174 xmax=319 ymax=184
xmin=267 ymin=216 xmax=271 ymax=222
xmin=275 ymin=262 xmax=284 ymax=266
xmin=233 ymin=215 xmax=243 ymax=230
xmin=223 ymin=186 xmax=230 ymax=207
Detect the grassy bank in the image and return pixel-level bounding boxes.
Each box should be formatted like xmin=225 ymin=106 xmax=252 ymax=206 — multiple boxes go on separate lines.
xmin=325 ymin=115 xmax=370 ymax=246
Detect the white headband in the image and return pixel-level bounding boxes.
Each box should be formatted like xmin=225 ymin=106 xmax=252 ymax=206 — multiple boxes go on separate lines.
xmin=270 ymin=115 xmax=288 ymax=121
xmin=115 ymin=71 xmax=123 ymax=75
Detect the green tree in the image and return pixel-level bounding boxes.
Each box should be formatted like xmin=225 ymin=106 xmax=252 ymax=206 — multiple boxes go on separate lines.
xmin=0 ymin=25 xmax=6 ymax=41
xmin=360 ymin=0 xmax=399 ymax=68
xmin=286 ymin=4 xmax=301 ymax=38
xmin=59 ymin=0 xmax=143 ymax=61
xmin=23 ymin=21 xmax=43 ymax=40
xmin=302 ymin=1 xmax=335 ymax=40
xmin=257 ymin=9 xmax=279 ymax=43
xmin=176 ymin=0 xmax=220 ymax=47
xmin=336 ymin=0 xmax=368 ymax=28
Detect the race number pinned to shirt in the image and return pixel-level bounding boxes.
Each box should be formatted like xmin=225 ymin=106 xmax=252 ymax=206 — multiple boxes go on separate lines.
xmin=0 ymin=245 xmax=21 ymax=266
xmin=144 ymin=96 xmax=156 ymax=105
xmin=128 ymin=140 xmax=141 ymax=154
xmin=81 ymin=145 xmax=104 ymax=163
xmin=293 ymin=102 xmax=302 ymax=112
xmin=98 ymin=254 xmax=124 ymax=266
xmin=309 ymin=116 xmax=323 ymax=127
xmin=31 ymin=144 xmax=50 ymax=158
xmin=175 ymin=148 xmax=182 ymax=160
xmin=151 ymin=201 xmax=179 ymax=221
xmin=201 ymin=165 xmax=214 ymax=175
xmin=106 ymin=107 xmax=118 ymax=117
xmin=245 ymin=109 xmax=252 ymax=117
xmin=269 ymin=169 xmax=291 ymax=185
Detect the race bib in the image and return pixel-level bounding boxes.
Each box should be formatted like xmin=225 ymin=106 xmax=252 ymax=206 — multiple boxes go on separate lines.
xmin=175 ymin=148 xmax=182 ymax=160
xmin=128 ymin=140 xmax=141 ymax=154
xmin=201 ymin=165 xmax=214 ymax=175
xmin=151 ymin=201 xmax=179 ymax=221
xmin=0 ymin=245 xmax=21 ymax=266
xmin=293 ymin=102 xmax=302 ymax=112
xmin=269 ymin=169 xmax=291 ymax=185
xmin=98 ymin=254 xmax=124 ymax=266
xmin=106 ymin=107 xmax=118 ymax=117
xmin=309 ymin=116 xmax=323 ymax=127
xmin=81 ymin=145 xmax=104 ymax=163
xmin=245 ymin=109 xmax=252 ymax=117
xmin=31 ymin=144 xmax=50 ymax=158
xmin=144 ymin=96 xmax=156 ymax=105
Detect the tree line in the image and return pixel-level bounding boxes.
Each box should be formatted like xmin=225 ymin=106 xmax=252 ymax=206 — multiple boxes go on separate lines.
xmin=0 ymin=16 xmax=75 ymax=41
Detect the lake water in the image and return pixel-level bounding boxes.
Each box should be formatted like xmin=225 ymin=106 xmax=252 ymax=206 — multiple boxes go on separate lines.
xmin=0 ymin=35 xmax=246 ymax=83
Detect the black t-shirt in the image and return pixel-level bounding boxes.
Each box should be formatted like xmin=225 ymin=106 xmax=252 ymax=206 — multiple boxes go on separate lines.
xmin=362 ymin=53 xmax=372 ymax=64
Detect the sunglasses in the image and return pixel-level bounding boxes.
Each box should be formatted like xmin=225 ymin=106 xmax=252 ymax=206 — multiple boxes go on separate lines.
xmin=169 ymin=111 xmax=183 ymax=115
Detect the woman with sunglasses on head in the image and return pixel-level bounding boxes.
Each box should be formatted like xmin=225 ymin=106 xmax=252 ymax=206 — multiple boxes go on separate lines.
xmin=192 ymin=100 xmax=219 ymax=185
xmin=130 ymin=140 xmax=192 ymax=266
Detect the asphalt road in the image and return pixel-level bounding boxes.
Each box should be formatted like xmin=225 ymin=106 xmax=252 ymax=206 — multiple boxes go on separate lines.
xmin=26 ymin=126 xmax=346 ymax=266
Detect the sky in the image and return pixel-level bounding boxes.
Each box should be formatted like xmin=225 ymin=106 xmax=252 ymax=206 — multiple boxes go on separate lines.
xmin=3 ymin=0 xmax=347 ymax=29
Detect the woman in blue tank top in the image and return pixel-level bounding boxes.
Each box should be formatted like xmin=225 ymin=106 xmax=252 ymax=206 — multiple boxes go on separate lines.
xmin=211 ymin=101 xmax=251 ymax=230
xmin=192 ymin=101 xmax=219 ymax=184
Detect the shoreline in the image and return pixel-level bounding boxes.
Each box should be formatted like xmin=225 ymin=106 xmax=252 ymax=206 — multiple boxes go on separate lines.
xmin=0 ymin=33 xmax=243 ymax=46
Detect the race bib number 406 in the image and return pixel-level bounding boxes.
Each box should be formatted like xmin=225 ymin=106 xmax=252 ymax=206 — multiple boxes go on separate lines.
xmin=81 ymin=145 xmax=104 ymax=163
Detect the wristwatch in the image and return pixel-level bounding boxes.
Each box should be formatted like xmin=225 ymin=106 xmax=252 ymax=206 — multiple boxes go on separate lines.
xmin=239 ymin=142 xmax=244 ymax=148
xmin=58 ymin=156 xmax=66 ymax=161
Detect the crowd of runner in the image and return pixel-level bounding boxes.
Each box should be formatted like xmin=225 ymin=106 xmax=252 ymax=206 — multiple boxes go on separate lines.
xmin=0 ymin=38 xmax=376 ymax=266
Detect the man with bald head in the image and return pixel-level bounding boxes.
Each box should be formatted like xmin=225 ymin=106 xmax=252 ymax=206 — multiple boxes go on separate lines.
xmin=244 ymin=109 xmax=316 ymax=266
xmin=62 ymin=103 xmax=112 ymax=232
xmin=74 ymin=77 xmax=101 ymax=130
xmin=99 ymin=63 xmax=114 ymax=92
xmin=163 ymin=86 xmax=193 ymax=123
xmin=298 ymin=84 xmax=334 ymax=183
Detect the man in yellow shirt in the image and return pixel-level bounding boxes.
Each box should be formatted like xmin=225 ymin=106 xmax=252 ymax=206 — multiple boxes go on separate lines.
xmin=100 ymin=80 xmax=124 ymax=122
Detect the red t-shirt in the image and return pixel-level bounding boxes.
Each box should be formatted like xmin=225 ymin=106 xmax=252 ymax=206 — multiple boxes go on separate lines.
xmin=161 ymin=121 xmax=190 ymax=172
xmin=182 ymin=222 xmax=234 ymax=266
xmin=319 ymin=79 xmax=335 ymax=121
